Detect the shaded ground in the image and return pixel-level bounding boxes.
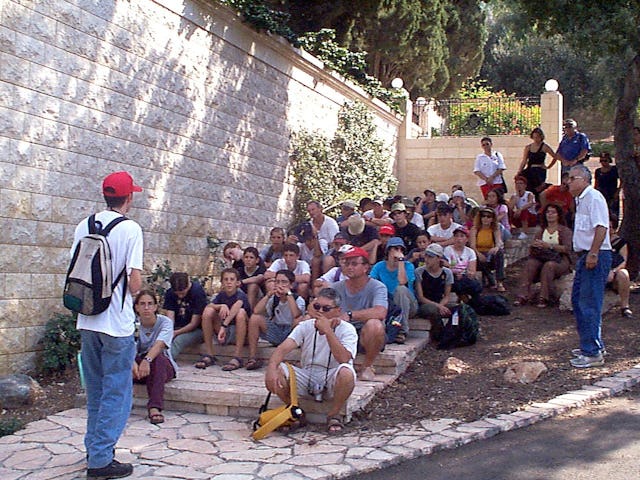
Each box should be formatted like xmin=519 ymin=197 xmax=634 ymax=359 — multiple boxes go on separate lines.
xmin=2 ymin=261 xmax=639 ymax=435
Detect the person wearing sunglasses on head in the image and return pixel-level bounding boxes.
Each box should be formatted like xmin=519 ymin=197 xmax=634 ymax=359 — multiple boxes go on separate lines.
xmin=264 ymin=287 xmax=357 ymax=434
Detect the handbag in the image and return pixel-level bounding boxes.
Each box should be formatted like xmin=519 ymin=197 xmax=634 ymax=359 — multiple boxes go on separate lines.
xmin=529 ymin=245 xmax=562 ymax=263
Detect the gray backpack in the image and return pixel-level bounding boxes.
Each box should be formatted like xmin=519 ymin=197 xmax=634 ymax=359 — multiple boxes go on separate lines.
xmin=63 ymin=214 xmax=128 ymax=315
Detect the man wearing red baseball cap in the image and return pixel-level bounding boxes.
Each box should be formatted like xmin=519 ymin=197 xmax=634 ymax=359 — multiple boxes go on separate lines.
xmin=331 ymin=246 xmax=387 ymax=381
xmin=72 ymin=171 xmax=144 ymax=479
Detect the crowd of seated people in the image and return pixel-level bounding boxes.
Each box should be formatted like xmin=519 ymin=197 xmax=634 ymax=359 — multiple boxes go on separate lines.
xmin=138 ymin=140 xmax=632 ymax=430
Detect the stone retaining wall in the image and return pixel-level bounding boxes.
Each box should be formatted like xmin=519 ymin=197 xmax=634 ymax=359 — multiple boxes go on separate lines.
xmin=0 ymin=0 xmax=401 ymax=373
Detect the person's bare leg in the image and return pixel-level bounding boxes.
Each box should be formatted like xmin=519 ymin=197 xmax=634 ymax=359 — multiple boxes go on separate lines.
xmin=234 ymin=310 xmax=248 ymax=359
xmin=201 ymin=305 xmax=217 ymax=357
xmin=327 ymin=367 xmax=355 ymax=417
xmin=359 ymin=320 xmax=385 ymax=369
xmin=247 ymin=314 xmax=266 ymax=359
xmin=617 ymin=269 xmax=631 ymax=309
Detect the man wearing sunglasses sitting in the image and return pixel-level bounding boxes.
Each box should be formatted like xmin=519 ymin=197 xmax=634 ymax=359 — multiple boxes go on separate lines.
xmin=265 ymin=288 xmax=358 ymax=434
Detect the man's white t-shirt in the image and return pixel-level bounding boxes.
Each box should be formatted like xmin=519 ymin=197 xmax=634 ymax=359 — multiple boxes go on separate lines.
xmin=317 ymin=216 xmax=339 ymax=245
xmin=288 ymin=319 xmax=358 ymax=369
xmin=73 ymin=210 xmax=144 ymax=337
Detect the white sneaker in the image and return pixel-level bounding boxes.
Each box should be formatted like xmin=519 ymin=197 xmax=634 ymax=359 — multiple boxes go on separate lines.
xmin=570 ymin=353 xmax=604 ymax=368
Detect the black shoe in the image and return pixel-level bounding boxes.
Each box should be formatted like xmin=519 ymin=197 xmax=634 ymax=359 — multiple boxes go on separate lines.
xmin=87 ymin=460 xmax=133 ymax=479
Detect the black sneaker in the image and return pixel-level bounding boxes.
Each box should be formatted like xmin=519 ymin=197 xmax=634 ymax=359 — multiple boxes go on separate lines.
xmin=87 ymin=460 xmax=133 ymax=479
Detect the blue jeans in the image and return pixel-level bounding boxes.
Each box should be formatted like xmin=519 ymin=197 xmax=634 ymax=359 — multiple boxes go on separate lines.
xmin=171 ymin=328 xmax=203 ymax=357
xmin=81 ymin=330 xmax=135 ymax=469
xmin=572 ymin=251 xmax=612 ymax=357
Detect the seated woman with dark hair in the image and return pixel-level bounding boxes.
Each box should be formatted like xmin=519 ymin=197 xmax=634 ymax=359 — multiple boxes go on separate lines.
xmin=469 ymin=207 xmax=505 ymax=292
xmin=133 ymin=290 xmax=177 ymax=425
xmin=514 ymin=204 xmax=573 ymax=308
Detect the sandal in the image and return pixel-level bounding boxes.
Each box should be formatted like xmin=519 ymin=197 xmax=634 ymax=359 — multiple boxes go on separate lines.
xmin=536 ymin=299 xmax=548 ymax=309
xmin=496 ymin=283 xmax=506 ymax=293
xmin=326 ymin=415 xmax=344 ymax=434
xmin=222 ymin=357 xmax=243 ymax=371
xmin=194 ymin=354 xmax=216 ymax=369
xmin=513 ymin=296 xmax=528 ymax=307
xmin=245 ymin=358 xmax=264 ymax=371
xmin=394 ymin=332 xmax=406 ymax=344
xmin=148 ymin=408 xmax=164 ymax=424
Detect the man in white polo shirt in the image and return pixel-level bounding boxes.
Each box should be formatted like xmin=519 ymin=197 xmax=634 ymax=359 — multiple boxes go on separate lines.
xmin=568 ymin=164 xmax=612 ymax=369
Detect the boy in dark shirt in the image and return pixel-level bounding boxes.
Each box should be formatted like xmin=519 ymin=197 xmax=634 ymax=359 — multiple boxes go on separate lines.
xmin=196 ymin=268 xmax=251 ymax=371
xmin=238 ymin=246 xmax=266 ymax=309
xmin=163 ymin=272 xmax=208 ymax=357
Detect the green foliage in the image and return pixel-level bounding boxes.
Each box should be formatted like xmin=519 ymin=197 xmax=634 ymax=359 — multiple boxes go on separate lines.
xmin=290 ymin=101 xmax=397 ymax=222
xmin=0 ymin=417 xmax=24 ymax=438
xmin=146 ymin=259 xmax=173 ymax=300
xmin=40 ymin=313 xmax=80 ymax=375
xmin=220 ymin=0 xmax=300 ymax=46
xmin=297 ymin=30 xmax=406 ymax=113
xmin=443 ymin=79 xmax=541 ymax=136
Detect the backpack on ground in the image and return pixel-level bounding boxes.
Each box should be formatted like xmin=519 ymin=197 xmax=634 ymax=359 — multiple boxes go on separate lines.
xmin=252 ymin=363 xmax=304 ymax=440
xmin=437 ymin=303 xmax=479 ymax=349
xmin=469 ymin=294 xmax=511 ymax=316
xmin=63 ymin=214 xmax=128 ymax=316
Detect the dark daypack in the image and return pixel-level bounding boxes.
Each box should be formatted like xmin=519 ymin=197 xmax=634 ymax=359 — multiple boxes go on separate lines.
xmin=437 ymin=303 xmax=479 ymax=349
xmin=469 ymin=294 xmax=511 ymax=316
xmin=63 ymin=214 xmax=128 ymax=316
xmin=384 ymin=295 xmax=403 ymax=344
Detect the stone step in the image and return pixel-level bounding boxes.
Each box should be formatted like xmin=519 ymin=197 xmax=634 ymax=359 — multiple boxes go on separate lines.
xmin=134 ymin=331 xmax=429 ymax=424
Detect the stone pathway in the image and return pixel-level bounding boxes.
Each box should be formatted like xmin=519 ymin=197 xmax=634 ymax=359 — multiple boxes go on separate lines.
xmin=2 ymin=365 xmax=640 ymax=479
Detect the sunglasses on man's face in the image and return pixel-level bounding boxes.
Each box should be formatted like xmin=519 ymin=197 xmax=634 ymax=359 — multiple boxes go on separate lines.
xmin=312 ymin=303 xmax=338 ymax=313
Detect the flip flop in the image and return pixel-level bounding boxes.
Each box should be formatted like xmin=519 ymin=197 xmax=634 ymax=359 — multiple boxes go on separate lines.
xmin=222 ymin=357 xmax=243 ymax=371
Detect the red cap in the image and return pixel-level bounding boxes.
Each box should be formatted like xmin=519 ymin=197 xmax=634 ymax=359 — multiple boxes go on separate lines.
xmin=102 ymin=171 xmax=142 ymax=197
xmin=379 ymin=224 xmax=395 ymax=236
xmin=342 ymin=246 xmax=369 ymax=260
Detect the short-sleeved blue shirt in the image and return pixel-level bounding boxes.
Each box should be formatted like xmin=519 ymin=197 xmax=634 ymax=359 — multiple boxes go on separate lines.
xmin=558 ymin=131 xmax=590 ymax=161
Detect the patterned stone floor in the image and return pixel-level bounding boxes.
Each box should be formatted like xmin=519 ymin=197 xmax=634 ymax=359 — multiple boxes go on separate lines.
xmin=2 ymin=364 xmax=640 ymax=480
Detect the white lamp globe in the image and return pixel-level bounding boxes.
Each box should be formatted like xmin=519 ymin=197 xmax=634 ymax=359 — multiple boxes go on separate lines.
xmin=544 ymin=79 xmax=559 ymax=92
xmin=391 ymin=78 xmax=404 ymax=89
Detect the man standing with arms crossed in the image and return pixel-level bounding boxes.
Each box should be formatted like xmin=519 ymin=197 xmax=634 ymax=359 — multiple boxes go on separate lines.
xmin=568 ymin=164 xmax=612 ymax=368
xmin=72 ymin=172 xmax=144 ymax=479
xmin=551 ymin=119 xmax=591 ymax=175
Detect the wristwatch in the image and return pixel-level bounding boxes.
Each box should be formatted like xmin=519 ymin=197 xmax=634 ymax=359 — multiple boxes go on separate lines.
xmin=286 ymin=291 xmax=293 ymax=297
xmin=144 ymin=356 xmax=153 ymax=363
xmin=347 ymin=310 xmax=353 ymax=321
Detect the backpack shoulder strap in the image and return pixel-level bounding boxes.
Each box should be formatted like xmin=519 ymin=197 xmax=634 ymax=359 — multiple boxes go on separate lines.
xmin=87 ymin=214 xmax=98 ymax=235
xmin=102 ymin=216 xmax=128 ymax=236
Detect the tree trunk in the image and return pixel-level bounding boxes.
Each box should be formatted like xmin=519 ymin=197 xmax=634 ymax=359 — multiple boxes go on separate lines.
xmin=614 ymin=54 xmax=640 ymax=280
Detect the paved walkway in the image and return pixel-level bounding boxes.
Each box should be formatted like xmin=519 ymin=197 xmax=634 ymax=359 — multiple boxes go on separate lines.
xmin=2 ymin=364 xmax=640 ymax=479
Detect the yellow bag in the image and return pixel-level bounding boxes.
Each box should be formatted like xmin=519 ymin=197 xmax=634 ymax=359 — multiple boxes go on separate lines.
xmin=252 ymin=363 xmax=304 ymax=440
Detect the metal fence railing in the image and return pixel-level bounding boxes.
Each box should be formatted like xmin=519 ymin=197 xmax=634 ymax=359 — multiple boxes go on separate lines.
xmin=425 ymin=97 xmax=541 ymax=137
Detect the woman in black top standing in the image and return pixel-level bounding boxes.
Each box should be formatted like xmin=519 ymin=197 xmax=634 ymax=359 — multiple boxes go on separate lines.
xmin=594 ymin=152 xmax=620 ymax=225
xmin=517 ymin=127 xmax=557 ymax=199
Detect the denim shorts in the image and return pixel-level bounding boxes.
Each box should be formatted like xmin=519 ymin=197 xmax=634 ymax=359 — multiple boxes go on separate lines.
xmin=260 ymin=322 xmax=292 ymax=346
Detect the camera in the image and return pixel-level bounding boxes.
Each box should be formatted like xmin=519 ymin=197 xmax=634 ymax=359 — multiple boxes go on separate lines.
xmin=308 ymin=383 xmax=324 ymax=402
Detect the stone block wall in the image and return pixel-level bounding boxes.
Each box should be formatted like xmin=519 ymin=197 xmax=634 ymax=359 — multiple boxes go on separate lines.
xmin=0 ymin=0 xmax=401 ymax=373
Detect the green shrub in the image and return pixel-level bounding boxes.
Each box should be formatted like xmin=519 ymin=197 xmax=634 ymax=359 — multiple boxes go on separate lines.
xmin=0 ymin=417 xmax=24 ymax=437
xmin=290 ymin=101 xmax=398 ymax=223
xmin=40 ymin=313 xmax=80 ymax=375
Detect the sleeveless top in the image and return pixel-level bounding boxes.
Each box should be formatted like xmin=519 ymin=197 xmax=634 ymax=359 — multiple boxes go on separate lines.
xmin=542 ymin=229 xmax=560 ymax=246
xmin=475 ymin=228 xmax=495 ymax=253
xmin=527 ymin=142 xmax=547 ymax=167
xmin=514 ymin=191 xmax=537 ymax=214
